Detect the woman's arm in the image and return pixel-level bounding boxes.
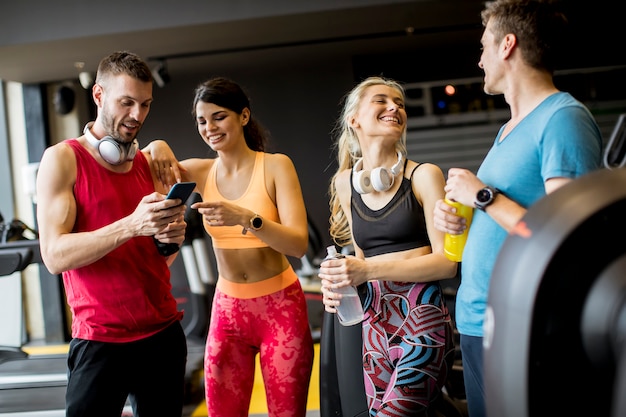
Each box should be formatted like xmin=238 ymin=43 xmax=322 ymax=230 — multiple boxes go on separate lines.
xmin=142 ymin=140 xmax=188 ymax=187
xmin=254 ymin=153 xmax=309 ymax=258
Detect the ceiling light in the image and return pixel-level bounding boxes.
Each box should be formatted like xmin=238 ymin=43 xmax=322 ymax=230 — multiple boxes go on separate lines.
xmin=152 ymin=60 xmax=170 ymax=87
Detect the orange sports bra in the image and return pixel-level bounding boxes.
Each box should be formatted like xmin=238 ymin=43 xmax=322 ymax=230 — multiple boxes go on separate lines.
xmin=203 ymin=152 xmax=279 ymax=249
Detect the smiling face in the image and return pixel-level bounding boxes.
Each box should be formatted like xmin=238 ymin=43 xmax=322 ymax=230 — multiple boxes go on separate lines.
xmin=350 ymin=84 xmax=406 ymax=143
xmin=195 ymin=101 xmax=249 ymax=151
xmin=95 ymin=73 xmax=153 ymax=142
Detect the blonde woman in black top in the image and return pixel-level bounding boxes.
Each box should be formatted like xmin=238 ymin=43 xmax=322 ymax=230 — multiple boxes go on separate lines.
xmin=319 ymin=76 xmax=457 ymax=416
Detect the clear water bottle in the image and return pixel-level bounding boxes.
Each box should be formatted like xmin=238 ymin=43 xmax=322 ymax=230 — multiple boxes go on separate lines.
xmin=324 ymin=245 xmax=364 ymax=326
xmin=443 ymin=199 xmax=473 ymax=262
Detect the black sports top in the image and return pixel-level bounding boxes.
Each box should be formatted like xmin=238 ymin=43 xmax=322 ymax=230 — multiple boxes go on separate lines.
xmin=351 ymin=161 xmax=431 ymax=257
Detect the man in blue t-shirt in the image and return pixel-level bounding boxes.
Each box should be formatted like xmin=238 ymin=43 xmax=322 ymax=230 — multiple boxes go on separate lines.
xmin=432 ymin=1 xmax=603 ymax=416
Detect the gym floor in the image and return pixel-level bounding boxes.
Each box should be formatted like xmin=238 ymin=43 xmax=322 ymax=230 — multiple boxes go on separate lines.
xmin=0 ymin=340 xmax=321 ymax=417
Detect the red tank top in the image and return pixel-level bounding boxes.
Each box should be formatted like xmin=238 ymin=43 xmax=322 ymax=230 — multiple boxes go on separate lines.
xmin=62 ymin=139 xmax=183 ymax=342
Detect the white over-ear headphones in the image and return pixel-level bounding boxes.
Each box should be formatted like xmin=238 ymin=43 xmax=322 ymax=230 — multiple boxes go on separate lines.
xmin=352 ymin=151 xmax=404 ymax=194
xmin=83 ymin=122 xmax=139 ymax=165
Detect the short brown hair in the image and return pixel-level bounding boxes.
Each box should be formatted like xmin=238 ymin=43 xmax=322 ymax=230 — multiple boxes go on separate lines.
xmin=481 ymin=0 xmax=568 ymax=72
xmin=95 ymin=51 xmax=152 ymax=86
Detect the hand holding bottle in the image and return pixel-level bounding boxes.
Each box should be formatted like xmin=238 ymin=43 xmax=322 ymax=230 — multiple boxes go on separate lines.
xmin=443 ymin=199 xmax=473 ymax=262
xmin=323 ymin=245 xmax=364 ymax=326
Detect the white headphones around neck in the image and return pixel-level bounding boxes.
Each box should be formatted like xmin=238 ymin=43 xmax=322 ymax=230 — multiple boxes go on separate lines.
xmin=352 ymin=150 xmax=404 ymax=194
xmin=83 ymin=122 xmax=139 ymax=165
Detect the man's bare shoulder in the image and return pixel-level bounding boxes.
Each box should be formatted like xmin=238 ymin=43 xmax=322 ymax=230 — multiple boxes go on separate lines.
xmin=41 ymin=140 xmax=75 ymax=163
xmin=38 ymin=141 xmax=77 ymax=187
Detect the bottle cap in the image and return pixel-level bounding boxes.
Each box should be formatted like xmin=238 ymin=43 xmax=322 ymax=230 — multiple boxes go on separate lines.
xmin=326 ymin=245 xmax=338 ymax=257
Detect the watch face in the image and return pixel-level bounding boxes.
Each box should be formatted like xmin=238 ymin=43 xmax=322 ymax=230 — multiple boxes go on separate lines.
xmin=477 ymin=188 xmax=493 ymax=203
xmin=251 ymin=216 xmax=263 ymax=229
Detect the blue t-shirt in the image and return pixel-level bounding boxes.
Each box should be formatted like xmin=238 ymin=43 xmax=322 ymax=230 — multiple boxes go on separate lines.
xmin=456 ymin=92 xmax=603 ymax=337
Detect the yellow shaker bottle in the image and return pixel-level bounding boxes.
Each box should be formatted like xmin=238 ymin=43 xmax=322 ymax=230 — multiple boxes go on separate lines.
xmin=443 ymin=199 xmax=473 ymax=262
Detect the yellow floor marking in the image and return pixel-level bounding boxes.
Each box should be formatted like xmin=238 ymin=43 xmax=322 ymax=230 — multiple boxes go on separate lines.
xmin=192 ymin=343 xmax=320 ymax=416
xmin=22 ymin=344 xmax=69 ymax=355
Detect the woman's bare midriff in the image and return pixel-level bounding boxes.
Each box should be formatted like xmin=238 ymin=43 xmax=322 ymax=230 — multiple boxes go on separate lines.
xmin=214 ymin=246 xmax=290 ymax=283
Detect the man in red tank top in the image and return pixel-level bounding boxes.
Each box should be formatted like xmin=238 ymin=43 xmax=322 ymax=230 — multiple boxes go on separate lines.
xmin=36 ymin=51 xmax=188 ymax=417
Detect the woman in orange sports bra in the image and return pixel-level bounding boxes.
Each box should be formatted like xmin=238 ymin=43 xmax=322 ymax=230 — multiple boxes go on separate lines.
xmin=147 ymin=77 xmax=313 ymax=417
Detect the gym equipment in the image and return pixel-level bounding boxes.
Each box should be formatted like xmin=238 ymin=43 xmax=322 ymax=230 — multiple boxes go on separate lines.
xmin=178 ymin=192 xmax=214 ymax=341
xmin=0 ymin=247 xmax=32 ymax=277
xmin=603 ymin=113 xmax=626 ymax=169
xmin=485 ymin=129 xmax=626 ymax=416
xmin=0 ymin=239 xmax=40 ymax=363
xmin=0 ymin=239 xmax=68 ymax=415
xmin=0 ymin=213 xmax=36 ymax=356
xmin=296 ymin=214 xmax=325 ymax=279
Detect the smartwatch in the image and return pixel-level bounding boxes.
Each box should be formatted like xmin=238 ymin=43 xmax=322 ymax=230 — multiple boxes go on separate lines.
xmin=475 ymin=186 xmax=500 ymax=211
xmin=242 ymin=214 xmax=263 ymax=234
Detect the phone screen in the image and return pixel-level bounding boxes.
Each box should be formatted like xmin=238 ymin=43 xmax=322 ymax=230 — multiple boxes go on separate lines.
xmin=166 ymin=182 xmax=196 ymax=204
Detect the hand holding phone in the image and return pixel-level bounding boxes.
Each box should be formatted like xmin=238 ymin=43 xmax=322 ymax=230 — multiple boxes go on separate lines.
xmin=165 ymin=182 xmax=196 ymax=206
xmin=154 ymin=182 xmax=196 ymax=256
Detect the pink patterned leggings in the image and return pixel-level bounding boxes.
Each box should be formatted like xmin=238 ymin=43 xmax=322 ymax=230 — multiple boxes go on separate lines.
xmin=362 ymin=280 xmax=455 ymax=416
xmin=205 ymin=267 xmax=314 ymax=417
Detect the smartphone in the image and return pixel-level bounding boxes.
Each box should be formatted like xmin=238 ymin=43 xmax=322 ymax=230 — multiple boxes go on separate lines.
xmin=165 ymin=182 xmax=196 ymax=206
xmin=154 ymin=181 xmax=196 ymax=256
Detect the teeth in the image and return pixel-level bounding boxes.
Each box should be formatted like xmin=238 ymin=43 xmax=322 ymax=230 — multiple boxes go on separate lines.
xmin=381 ymin=117 xmax=399 ymax=123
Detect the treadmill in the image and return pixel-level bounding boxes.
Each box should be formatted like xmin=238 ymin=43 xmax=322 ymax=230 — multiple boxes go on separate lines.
xmin=0 ymin=239 xmax=68 ymax=415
